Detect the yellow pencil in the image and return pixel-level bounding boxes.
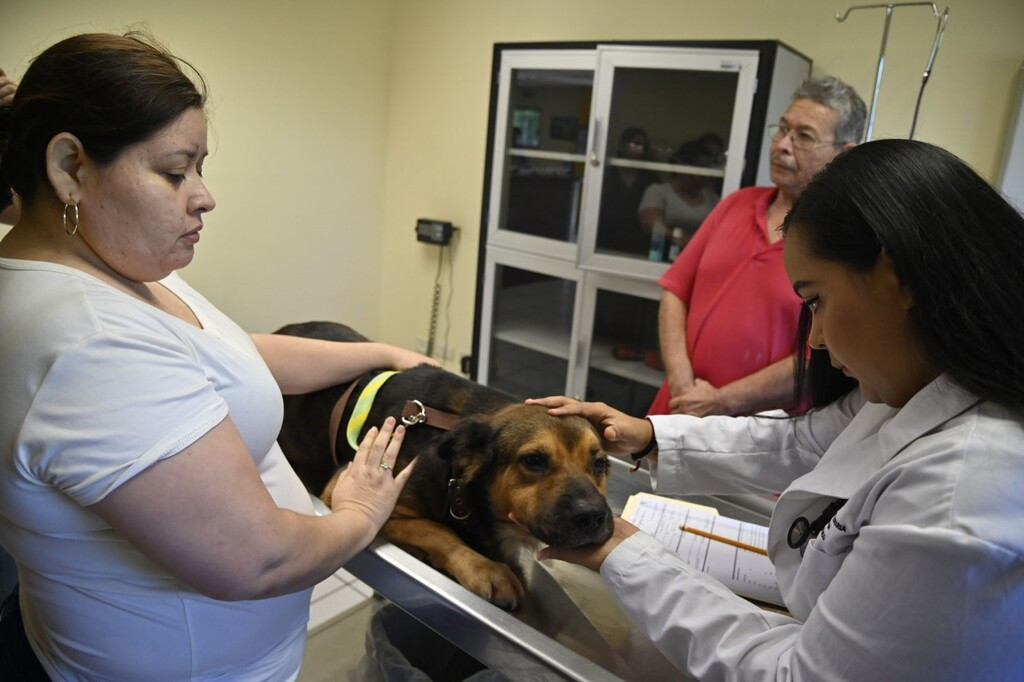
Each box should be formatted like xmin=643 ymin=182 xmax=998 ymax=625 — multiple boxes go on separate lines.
xmin=679 ymin=524 xmax=768 ymax=556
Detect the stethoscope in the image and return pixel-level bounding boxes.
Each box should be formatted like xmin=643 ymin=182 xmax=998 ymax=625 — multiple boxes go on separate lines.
xmin=787 ymin=498 xmax=847 ymax=555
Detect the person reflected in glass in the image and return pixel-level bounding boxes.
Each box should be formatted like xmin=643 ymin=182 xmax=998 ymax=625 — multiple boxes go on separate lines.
xmin=638 ymin=140 xmax=720 ymax=257
xmin=595 ymin=127 xmax=660 ymax=256
xmin=697 ymin=131 xmax=726 ymax=168
xmin=697 ymin=131 xmax=726 ymax=195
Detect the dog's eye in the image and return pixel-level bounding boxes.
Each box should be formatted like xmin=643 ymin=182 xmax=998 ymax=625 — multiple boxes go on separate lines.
xmin=520 ymin=452 xmax=548 ymax=471
xmin=593 ymin=457 xmax=610 ymax=475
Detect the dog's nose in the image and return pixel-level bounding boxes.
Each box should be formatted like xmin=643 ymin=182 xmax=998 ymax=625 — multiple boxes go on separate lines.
xmin=570 ymin=501 xmax=609 ymax=533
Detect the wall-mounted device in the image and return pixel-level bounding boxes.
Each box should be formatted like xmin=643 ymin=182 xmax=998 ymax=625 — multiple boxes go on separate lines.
xmin=415 ymin=218 xmax=456 ymax=245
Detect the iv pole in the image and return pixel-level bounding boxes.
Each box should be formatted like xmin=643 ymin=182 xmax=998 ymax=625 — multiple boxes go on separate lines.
xmin=909 ymin=7 xmax=950 ymax=139
xmin=836 ymin=3 xmax=951 ymax=141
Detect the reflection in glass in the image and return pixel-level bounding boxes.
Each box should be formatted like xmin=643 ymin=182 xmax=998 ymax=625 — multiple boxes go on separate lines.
xmin=511 ymin=108 xmax=541 ymax=148
xmin=499 ymin=69 xmax=592 ymax=243
xmin=504 ymin=160 xmax=583 ymax=242
xmin=638 ymin=140 xmax=721 ymax=260
xmin=595 ymin=128 xmax=660 ymax=256
xmin=596 ymin=67 xmax=738 ymax=260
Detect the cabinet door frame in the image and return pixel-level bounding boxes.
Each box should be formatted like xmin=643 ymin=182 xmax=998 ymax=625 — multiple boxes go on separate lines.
xmin=476 ymin=246 xmax=586 ymax=395
xmin=569 ymin=271 xmax=664 ymax=402
xmin=577 ymin=45 xmax=761 ymax=279
xmin=484 ymin=50 xmax=596 ymax=261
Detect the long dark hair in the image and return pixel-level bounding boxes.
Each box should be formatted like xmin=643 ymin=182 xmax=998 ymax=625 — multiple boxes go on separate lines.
xmin=0 ymin=31 xmax=207 ymax=209
xmin=784 ymin=139 xmax=1024 ymax=410
xmin=793 ymin=308 xmax=859 ymax=408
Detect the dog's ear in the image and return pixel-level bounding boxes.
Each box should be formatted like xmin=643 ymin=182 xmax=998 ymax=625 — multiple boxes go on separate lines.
xmin=437 ymin=417 xmax=497 ymax=479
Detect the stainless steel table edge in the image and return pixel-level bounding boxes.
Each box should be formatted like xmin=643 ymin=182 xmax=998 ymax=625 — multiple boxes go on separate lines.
xmin=311 ymin=496 xmax=625 ymax=681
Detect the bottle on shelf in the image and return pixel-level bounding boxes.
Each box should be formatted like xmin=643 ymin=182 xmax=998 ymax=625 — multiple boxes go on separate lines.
xmin=648 ymin=219 xmax=667 ymax=262
xmin=668 ymin=227 xmax=685 ymax=261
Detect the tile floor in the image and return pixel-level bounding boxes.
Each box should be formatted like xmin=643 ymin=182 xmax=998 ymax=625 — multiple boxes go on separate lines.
xmin=298 ymin=568 xmax=375 ymax=681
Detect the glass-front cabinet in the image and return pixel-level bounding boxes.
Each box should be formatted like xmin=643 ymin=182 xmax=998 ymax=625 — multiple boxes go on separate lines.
xmin=473 ymin=41 xmax=811 ymax=415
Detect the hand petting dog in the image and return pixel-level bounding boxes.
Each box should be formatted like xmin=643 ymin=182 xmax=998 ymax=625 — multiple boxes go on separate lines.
xmin=526 ymin=396 xmax=656 ymax=460
xmin=386 ymin=346 xmax=441 ymax=371
xmin=329 ymin=417 xmax=416 ymax=545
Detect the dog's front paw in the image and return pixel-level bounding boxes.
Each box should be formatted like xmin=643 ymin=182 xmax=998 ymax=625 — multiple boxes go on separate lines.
xmin=451 ymin=554 xmax=525 ymax=610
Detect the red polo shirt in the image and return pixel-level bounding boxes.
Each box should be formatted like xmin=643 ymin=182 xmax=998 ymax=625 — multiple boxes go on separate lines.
xmin=649 ymin=186 xmax=802 ymax=415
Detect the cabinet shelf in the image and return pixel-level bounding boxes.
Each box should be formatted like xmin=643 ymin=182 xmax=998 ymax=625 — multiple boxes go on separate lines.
xmin=508 ymin=149 xmax=587 ymax=164
xmin=493 ymin=323 xmax=664 ymax=389
xmin=588 ymin=339 xmax=664 ymax=388
xmin=493 ymin=279 xmax=664 ymax=388
xmin=491 ymin=279 xmax=573 ymax=360
xmin=494 ymin=324 xmax=664 ymax=389
xmin=608 ymin=157 xmax=725 ymax=178
xmin=493 ymin=322 xmax=570 ymax=360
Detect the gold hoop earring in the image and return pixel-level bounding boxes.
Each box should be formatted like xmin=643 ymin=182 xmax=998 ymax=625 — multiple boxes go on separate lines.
xmin=62 ymin=203 xmax=79 ymax=236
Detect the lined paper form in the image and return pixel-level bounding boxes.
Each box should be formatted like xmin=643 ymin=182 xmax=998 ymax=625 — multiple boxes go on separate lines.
xmin=622 ymin=493 xmax=783 ymax=606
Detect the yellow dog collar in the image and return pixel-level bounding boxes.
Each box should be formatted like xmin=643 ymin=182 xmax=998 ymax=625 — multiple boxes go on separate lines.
xmin=345 ymin=370 xmax=399 ymax=450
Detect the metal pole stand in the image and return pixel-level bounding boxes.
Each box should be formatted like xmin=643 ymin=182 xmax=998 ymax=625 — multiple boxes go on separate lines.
xmin=836 ymin=3 xmax=950 ymax=140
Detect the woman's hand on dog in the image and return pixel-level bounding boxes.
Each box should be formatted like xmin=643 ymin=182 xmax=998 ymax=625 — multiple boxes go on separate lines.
xmin=533 ymin=517 xmax=641 ymax=572
xmin=525 ymin=396 xmax=655 ymax=459
xmin=329 ymin=417 xmax=415 ymax=541
xmin=386 ymin=344 xmax=441 ymax=370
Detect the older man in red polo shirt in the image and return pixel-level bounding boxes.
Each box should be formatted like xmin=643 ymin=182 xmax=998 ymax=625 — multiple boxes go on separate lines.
xmin=649 ymin=76 xmax=865 ymax=417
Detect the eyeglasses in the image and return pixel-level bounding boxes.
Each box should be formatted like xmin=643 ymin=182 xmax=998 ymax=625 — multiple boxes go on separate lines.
xmin=768 ymin=123 xmax=838 ymax=152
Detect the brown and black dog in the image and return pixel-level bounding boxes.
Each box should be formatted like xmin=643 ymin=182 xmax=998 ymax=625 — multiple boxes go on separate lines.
xmin=274 ymin=321 xmax=613 ymax=610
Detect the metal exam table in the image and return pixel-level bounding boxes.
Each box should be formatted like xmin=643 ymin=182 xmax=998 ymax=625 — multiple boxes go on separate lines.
xmin=319 ymin=459 xmax=775 ymax=681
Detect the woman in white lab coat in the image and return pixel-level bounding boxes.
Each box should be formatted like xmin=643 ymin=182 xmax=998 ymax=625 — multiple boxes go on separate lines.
xmin=529 ymin=139 xmax=1024 ymax=680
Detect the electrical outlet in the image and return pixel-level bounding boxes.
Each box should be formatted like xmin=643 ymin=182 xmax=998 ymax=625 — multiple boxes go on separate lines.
xmin=415 ymin=218 xmax=455 ymax=245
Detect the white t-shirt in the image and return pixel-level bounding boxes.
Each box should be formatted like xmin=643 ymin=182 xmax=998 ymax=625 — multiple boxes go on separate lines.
xmin=0 ymin=258 xmax=313 ymax=681
xmin=638 ymin=182 xmax=719 ymax=238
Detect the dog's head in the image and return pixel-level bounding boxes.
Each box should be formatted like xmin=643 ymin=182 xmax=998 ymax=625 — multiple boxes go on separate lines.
xmin=437 ymin=404 xmax=613 ymax=548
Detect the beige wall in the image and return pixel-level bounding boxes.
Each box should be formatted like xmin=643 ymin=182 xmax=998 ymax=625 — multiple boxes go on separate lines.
xmin=378 ymin=0 xmax=1024 ymax=371
xmin=0 ymin=0 xmax=398 ymax=336
xmin=2 ymin=0 xmax=1022 ymax=370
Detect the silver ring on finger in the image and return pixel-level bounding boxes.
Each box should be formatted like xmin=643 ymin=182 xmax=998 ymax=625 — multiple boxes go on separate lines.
xmin=379 ymin=462 xmax=392 ymax=471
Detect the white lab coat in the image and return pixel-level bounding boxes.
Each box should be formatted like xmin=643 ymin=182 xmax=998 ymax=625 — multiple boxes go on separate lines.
xmin=600 ymin=374 xmax=1024 ymax=680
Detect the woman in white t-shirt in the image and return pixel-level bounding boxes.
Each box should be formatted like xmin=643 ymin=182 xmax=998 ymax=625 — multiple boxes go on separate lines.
xmin=638 ymin=140 xmax=720 ymax=256
xmin=0 ymin=32 xmax=433 ymax=681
